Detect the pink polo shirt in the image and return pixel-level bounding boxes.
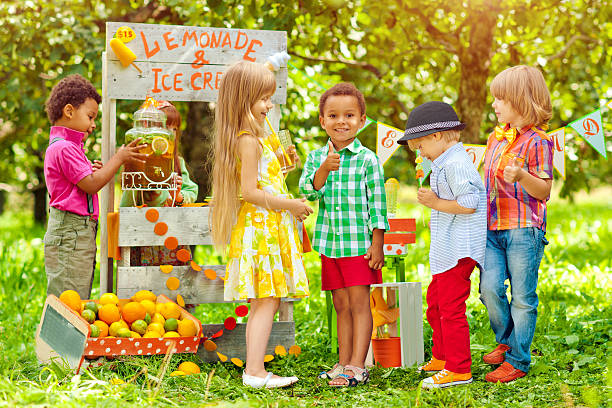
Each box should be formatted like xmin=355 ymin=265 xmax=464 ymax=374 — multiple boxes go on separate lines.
xmin=44 ymin=126 xmax=99 ymax=219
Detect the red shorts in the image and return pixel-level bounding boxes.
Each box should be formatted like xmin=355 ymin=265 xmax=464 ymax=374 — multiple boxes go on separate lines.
xmin=321 ymin=254 xmax=382 ymax=290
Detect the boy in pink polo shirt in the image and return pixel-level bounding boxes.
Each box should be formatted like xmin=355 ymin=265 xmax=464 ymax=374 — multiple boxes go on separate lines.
xmin=43 ymin=74 xmax=146 ymax=299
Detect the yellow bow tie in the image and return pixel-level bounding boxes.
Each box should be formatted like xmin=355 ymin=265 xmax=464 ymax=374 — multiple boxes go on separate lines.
xmin=495 ymin=125 xmax=518 ymax=143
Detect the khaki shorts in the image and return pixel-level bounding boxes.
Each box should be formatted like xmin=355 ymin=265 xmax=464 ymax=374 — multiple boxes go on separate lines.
xmin=44 ymin=207 xmax=97 ymax=299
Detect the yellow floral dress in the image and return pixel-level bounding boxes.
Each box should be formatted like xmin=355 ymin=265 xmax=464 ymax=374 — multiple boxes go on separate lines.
xmin=224 ymin=133 xmax=310 ymax=301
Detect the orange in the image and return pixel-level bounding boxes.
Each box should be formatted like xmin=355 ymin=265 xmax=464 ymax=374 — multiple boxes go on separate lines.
xmin=178 ymin=361 xmax=200 ymax=375
xmin=99 ymin=293 xmax=119 ymax=306
xmin=59 ymin=290 xmax=82 ymax=312
xmin=147 ymin=322 xmax=165 ymax=335
xmin=122 ymin=302 xmax=146 ymax=324
xmin=140 ymin=300 xmax=156 ymax=316
xmin=98 ymin=304 xmax=121 ymax=325
xmin=93 ymin=320 xmax=109 ymax=337
xmin=151 ymin=313 xmax=165 ymax=325
xmin=131 ymin=290 xmax=156 ymax=303
xmin=160 ymin=302 xmax=181 ymax=320
xmin=177 ymin=319 xmax=197 ymax=337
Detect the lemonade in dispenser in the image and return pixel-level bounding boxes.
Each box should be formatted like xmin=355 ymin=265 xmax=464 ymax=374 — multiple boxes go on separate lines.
xmin=122 ymin=97 xmax=176 ymax=190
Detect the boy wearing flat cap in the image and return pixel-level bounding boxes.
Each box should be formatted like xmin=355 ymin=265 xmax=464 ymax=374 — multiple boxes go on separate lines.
xmin=398 ymin=101 xmax=486 ymax=389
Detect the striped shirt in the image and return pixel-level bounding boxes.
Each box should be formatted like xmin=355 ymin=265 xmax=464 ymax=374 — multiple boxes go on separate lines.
xmin=428 ymin=143 xmax=487 ymax=275
xmin=299 ymin=138 xmax=389 ymax=258
xmin=483 ymin=126 xmax=553 ymax=232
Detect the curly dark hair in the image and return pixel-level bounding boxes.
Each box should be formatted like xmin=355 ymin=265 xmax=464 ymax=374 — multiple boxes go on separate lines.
xmin=319 ymin=82 xmax=366 ymax=117
xmin=45 ymin=74 xmax=102 ymax=123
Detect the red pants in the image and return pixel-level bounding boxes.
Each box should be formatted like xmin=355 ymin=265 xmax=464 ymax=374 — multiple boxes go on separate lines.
xmin=426 ymin=257 xmax=476 ymax=374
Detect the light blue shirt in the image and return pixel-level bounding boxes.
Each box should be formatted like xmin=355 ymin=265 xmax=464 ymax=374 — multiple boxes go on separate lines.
xmin=428 ymin=142 xmax=487 ymax=275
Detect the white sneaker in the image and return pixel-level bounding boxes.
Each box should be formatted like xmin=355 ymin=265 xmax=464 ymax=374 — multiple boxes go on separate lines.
xmin=242 ymin=372 xmax=298 ymax=389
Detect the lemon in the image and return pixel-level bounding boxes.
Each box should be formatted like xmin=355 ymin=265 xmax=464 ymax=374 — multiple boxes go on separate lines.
xmin=163 ymin=331 xmax=180 ymax=338
xmin=151 ymin=137 xmax=169 ymax=155
xmin=143 ymin=331 xmax=161 ymax=338
xmin=131 ymin=290 xmax=156 ymax=303
xmin=160 ymin=303 xmax=181 ymax=320
xmin=170 ymin=371 xmax=186 ymax=377
xmin=164 ymin=318 xmax=178 ymax=332
xmin=151 ymin=313 xmax=165 ymax=325
xmin=177 ymin=319 xmax=197 ymax=337
xmin=109 ymin=320 xmax=129 ymax=337
xmin=130 ymin=331 xmax=142 ymax=338
xmin=140 ymin=300 xmax=156 ymax=316
xmin=147 ymin=322 xmax=165 ymax=335
xmin=99 ymin=293 xmax=119 ymax=306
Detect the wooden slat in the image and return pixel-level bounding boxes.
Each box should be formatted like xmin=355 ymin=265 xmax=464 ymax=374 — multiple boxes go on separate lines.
xmin=197 ymin=322 xmax=295 ymax=362
xmin=388 ymin=218 xmax=416 ymax=232
xmin=384 ymin=233 xmax=416 ymax=245
xmin=118 ymin=207 xmax=211 ymax=247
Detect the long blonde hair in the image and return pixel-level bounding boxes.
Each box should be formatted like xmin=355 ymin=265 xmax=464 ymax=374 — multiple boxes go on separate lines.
xmin=211 ymin=61 xmax=276 ymax=249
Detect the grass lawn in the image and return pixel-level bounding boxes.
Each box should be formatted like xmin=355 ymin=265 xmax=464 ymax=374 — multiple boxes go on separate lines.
xmin=0 ymin=187 xmax=609 ymax=407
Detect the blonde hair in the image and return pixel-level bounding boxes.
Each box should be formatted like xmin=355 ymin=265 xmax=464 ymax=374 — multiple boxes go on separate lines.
xmin=211 ymin=61 xmax=276 ymax=249
xmin=405 ymin=129 xmax=461 ymax=151
xmin=490 ymin=65 xmax=552 ymax=127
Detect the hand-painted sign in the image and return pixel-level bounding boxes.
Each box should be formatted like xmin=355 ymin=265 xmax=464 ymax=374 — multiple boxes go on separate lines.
xmin=548 ymin=128 xmax=566 ymax=179
xmin=105 ymin=22 xmax=288 ymax=103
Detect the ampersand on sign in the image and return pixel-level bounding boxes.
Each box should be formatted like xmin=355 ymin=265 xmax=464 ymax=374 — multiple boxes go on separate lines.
xmin=381 ymin=130 xmax=397 ymax=148
xmin=191 ymin=50 xmax=210 ymax=68
xmin=466 ymin=148 xmax=477 ymax=164
xmin=582 ymin=118 xmax=599 ymax=138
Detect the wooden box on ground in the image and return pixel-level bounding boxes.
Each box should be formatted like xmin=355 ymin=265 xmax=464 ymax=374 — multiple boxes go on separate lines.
xmin=35 ymin=294 xmax=201 ymax=374
xmin=115 ymin=206 xmax=297 ymax=363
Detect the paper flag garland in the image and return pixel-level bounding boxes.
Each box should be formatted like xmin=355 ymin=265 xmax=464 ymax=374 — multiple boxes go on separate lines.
xmin=463 ymin=144 xmax=487 ymax=169
xmin=568 ymin=109 xmax=606 ymax=159
xmin=376 ymin=122 xmax=404 ymax=165
xmin=548 ymin=128 xmax=566 ymax=179
xmin=357 ymin=116 xmax=375 ymax=135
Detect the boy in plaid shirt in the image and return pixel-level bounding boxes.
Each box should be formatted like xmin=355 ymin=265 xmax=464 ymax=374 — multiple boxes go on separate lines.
xmin=300 ymin=82 xmax=389 ymax=387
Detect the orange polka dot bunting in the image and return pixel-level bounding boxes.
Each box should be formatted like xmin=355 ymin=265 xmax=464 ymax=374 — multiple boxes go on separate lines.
xmin=164 ymin=236 xmax=178 ymax=250
xmin=204 ymin=340 xmax=217 ymax=351
xmin=176 ymin=248 xmax=191 ymax=263
xmin=231 ymin=358 xmax=243 ymax=367
xmin=145 ymin=209 xmax=159 ymax=222
xmin=212 ymin=329 xmax=224 ymax=339
xmin=154 ymin=222 xmax=168 ymax=236
xmin=190 ymin=261 xmax=202 ymax=271
xmin=224 ymin=317 xmax=236 ymax=330
xmin=176 ymin=294 xmax=185 ymax=307
xmin=264 ymin=354 xmax=274 ymax=362
xmin=166 ymin=277 xmax=180 ymax=291
xmin=204 ymin=269 xmax=217 ymax=280
xmin=160 ymin=265 xmax=173 ymax=274
xmin=235 ymin=305 xmax=249 ymax=317
xmin=216 ymin=352 xmax=227 ymax=362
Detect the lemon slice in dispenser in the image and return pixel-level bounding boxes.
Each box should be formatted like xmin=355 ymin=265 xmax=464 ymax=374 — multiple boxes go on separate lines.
xmin=151 ymin=137 xmax=169 ymax=156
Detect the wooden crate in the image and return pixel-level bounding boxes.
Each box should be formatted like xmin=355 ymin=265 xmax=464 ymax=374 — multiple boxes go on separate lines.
xmin=115 ymin=206 xmax=297 ymax=362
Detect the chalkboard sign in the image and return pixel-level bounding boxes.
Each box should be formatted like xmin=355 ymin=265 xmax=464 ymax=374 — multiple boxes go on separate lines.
xmin=35 ymin=295 xmax=90 ymax=373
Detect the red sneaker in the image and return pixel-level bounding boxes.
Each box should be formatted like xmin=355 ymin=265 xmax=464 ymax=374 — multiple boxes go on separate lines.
xmin=485 ymin=362 xmax=526 ymax=383
xmin=482 ymin=344 xmax=510 ymax=365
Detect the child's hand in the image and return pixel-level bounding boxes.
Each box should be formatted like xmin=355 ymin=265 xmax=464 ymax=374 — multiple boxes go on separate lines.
xmin=503 ymin=158 xmax=524 ymax=184
xmin=286 ymin=145 xmax=301 ymax=169
xmin=321 ymin=141 xmax=340 ymax=172
xmin=117 ymin=138 xmax=148 ymax=164
xmin=417 ymin=188 xmax=439 ymax=209
xmin=288 ymin=198 xmax=313 ymax=222
xmin=364 ymin=244 xmax=384 ymax=270
xmin=92 ymin=160 xmax=103 ymax=172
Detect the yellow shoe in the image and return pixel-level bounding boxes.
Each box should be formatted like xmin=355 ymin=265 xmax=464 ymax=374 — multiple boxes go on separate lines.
xmin=422 ymin=369 xmax=472 ymax=389
xmin=418 ymin=357 xmax=446 ymax=373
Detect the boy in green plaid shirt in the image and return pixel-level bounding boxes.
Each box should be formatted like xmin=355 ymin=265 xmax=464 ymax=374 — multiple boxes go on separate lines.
xmin=299 ymin=83 xmax=389 ymax=386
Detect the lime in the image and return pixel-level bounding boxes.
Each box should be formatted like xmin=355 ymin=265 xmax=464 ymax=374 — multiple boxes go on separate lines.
xmin=81 ymin=309 xmax=96 ymax=324
xmin=117 ymin=328 xmax=131 ymax=338
xmin=84 ymin=301 xmax=99 ymax=314
xmin=90 ymin=324 xmax=101 ymax=338
xmin=144 ymin=313 xmax=151 ymax=325
xmin=164 ymin=318 xmax=179 ymax=332
xmin=151 ymin=137 xmax=169 ymax=155
xmin=131 ymin=319 xmax=148 ymax=335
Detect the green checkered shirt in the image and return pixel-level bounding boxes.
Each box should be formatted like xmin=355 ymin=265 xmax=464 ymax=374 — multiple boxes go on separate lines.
xmin=299 ymin=138 xmax=389 ymax=258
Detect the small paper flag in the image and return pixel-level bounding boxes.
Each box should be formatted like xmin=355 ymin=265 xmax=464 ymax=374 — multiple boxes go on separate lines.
xmin=264 ymin=354 xmax=274 ymax=362
xmin=548 ymin=128 xmax=566 ymax=179
xmin=568 ymin=109 xmax=606 ymax=158
xmin=231 ymin=358 xmax=244 ymax=367
xmin=216 ymin=352 xmax=228 ymax=362
xmin=376 ymin=122 xmax=403 ymax=165
xmin=357 ymin=116 xmax=375 ymax=135
xmin=464 ymin=144 xmax=487 ymax=170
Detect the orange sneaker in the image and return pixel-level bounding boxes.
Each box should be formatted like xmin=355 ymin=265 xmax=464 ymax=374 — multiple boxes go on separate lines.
xmin=422 ymin=369 xmax=472 ymax=389
xmin=418 ymin=357 xmax=446 ymax=373
xmin=483 ymin=344 xmax=510 ymax=365
xmin=485 ymin=362 xmax=526 ymax=383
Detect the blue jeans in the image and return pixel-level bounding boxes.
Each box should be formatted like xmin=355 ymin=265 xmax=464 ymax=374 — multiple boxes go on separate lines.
xmin=479 ymin=227 xmax=548 ymax=372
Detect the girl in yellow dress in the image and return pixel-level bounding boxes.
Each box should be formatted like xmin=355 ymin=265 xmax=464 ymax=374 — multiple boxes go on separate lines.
xmin=211 ymin=61 xmax=313 ymax=389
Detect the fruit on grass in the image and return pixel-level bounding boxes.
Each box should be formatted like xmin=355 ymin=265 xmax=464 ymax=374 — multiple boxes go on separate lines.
xmin=109 ymin=320 xmax=129 ymax=337
xmin=122 ymin=302 xmax=146 ymax=323
xmin=131 ymin=320 xmax=148 ymax=335
xmin=147 ymin=323 xmax=165 ymax=335
xmin=131 ymin=290 xmax=156 ymax=303
xmin=140 ymin=300 xmax=156 ymax=316
xmin=178 ymin=361 xmax=200 ymax=375
xmin=90 ymin=324 xmax=101 ymax=338
xmin=164 ymin=318 xmax=178 ymax=332
xmin=177 ymin=319 xmax=197 ymax=337
xmin=93 ymin=320 xmax=109 ymax=337
xmin=170 ymin=371 xmax=186 ymax=377
xmin=163 ymin=331 xmax=180 ymax=338
xmin=98 ymin=304 xmax=121 ymax=325
xmin=81 ymin=309 xmax=96 ymax=324
xmin=59 ymin=290 xmax=82 ymax=312
xmin=160 ymin=302 xmax=181 ymax=320
xmin=99 ymin=293 xmax=119 ymax=306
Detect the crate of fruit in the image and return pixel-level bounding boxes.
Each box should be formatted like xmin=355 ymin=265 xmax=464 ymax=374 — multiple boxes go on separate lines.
xmin=36 ymin=290 xmax=202 ymax=372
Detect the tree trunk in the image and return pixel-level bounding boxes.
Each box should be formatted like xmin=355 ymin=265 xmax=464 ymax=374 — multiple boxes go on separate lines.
xmin=181 ymin=101 xmax=215 ymax=201
xmin=456 ymin=9 xmax=498 ymax=144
